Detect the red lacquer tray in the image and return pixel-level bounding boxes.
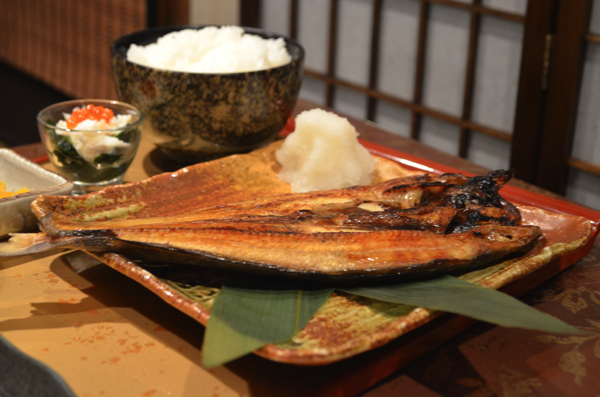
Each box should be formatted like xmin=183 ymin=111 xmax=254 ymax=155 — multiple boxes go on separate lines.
xmin=301 ymin=140 xmax=600 ymax=396
xmin=37 ymin=139 xmax=600 ymax=397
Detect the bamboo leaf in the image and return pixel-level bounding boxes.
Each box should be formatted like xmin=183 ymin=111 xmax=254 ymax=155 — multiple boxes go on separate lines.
xmin=202 ymin=277 xmax=333 ymax=368
xmin=341 ymin=276 xmax=583 ymax=335
xmin=203 ymin=275 xmax=583 ymax=368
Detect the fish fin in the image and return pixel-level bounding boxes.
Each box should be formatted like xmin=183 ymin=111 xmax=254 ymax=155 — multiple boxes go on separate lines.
xmin=0 ymin=233 xmax=78 ymax=256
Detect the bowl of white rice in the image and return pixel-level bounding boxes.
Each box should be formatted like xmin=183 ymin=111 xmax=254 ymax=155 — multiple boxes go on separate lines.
xmin=111 ymin=25 xmax=304 ymax=164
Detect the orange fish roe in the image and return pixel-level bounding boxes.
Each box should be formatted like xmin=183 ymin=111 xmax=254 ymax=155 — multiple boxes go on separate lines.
xmin=66 ymin=104 xmax=115 ymax=129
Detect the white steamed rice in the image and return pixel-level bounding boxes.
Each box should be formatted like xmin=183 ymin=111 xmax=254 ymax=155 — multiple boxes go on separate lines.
xmin=126 ymin=26 xmax=292 ymax=73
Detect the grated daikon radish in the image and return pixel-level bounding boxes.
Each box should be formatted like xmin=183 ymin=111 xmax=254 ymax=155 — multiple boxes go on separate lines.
xmin=276 ymin=109 xmax=376 ymax=192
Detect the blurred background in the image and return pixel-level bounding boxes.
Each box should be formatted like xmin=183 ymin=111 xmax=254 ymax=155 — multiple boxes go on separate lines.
xmin=1 ymin=0 xmax=599 ymax=212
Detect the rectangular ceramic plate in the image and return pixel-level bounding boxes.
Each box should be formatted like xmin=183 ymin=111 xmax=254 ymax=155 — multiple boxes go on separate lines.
xmin=0 ymin=148 xmax=72 ymax=237
xmin=32 ymin=140 xmax=600 ymax=395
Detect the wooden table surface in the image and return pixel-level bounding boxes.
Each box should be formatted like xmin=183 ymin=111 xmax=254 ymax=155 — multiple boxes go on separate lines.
xmin=3 ymin=99 xmax=600 ymax=397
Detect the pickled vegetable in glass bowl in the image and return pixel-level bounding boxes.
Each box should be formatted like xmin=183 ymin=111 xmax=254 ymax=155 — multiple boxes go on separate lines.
xmin=37 ymin=100 xmax=144 ymax=195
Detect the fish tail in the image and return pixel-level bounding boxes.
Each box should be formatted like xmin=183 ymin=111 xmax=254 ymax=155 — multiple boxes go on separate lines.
xmin=0 ymin=233 xmax=83 ymax=256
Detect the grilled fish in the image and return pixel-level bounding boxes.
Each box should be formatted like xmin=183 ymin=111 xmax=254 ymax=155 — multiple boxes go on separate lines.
xmin=0 ymin=170 xmax=542 ymax=281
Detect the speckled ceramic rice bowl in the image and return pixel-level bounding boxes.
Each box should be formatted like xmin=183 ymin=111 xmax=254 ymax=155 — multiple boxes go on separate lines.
xmin=111 ymin=25 xmax=304 ymax=164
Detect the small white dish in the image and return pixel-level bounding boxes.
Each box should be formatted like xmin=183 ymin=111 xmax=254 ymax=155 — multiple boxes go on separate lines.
xmin=0 ymin=148 xmax=73 ymax=238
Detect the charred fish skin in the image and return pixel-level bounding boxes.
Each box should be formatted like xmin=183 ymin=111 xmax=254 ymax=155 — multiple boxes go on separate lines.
xmin=303 ymin=169 xmax=523 ymax=235
xmin=439 ymin=170 xmax=523 ymax=233
xmin=0 ymin=170 xmax=543 ymax=282
xmin=37 ymin=170 xmax=519 ymax=237
xmin=105 ymin=224 xmax=542 ymax=281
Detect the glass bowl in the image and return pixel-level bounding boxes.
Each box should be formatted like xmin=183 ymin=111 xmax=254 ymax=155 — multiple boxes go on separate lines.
xmin=37 ymin=99 xmax=144 ymax=195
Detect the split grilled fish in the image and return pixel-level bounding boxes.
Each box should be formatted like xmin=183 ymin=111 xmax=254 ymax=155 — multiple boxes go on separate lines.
xmin=0 ymin=170 xmax=542 ymax=281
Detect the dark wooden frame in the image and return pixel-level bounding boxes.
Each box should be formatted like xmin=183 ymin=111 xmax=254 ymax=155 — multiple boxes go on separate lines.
xmin=535 ymin=0 xmax=594 ymax=194
xmin=510 ymin=0 xmax=557 ymax=184
xmin=299 ymin=0 xmax=523 ymax=142
xmin=154 ymin=0 xmax=190 ymax=27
